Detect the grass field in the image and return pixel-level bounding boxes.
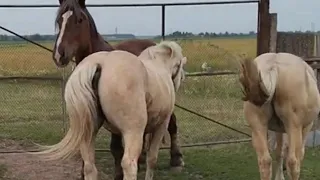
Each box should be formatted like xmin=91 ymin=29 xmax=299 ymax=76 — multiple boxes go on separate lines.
xmin=95 ymin=144 xmax=320 ymax=180
xmin=0 ymin=37 xmax=319 ymax=180
xmin=0 ymin=37 xmax=255 ymax=147
xmin=0 ymin=38 xmax=256 ymax=76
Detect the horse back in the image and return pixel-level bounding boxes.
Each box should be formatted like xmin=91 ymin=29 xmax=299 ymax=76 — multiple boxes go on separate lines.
xmin=114 ymin=39 xmax=156 ymax=56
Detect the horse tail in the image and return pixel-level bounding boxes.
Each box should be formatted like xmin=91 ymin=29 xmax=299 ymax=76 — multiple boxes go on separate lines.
xmin=33 ymin=61 xmax=102 ymax=161
xmin=239 ymin=57 xmax=277 ymax=106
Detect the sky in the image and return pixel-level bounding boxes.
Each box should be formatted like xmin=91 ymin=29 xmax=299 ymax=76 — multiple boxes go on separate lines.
xmin=0 ymin=0 xmax=319 ymax=36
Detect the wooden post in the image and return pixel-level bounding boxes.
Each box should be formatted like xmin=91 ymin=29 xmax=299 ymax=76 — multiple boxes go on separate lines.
xmin=257 ymin=0 xmax=270 ymax=56
xmin=312 ymin=34 xmax=320 ymax=147
xmin=267 ymin=13 xmax=278 ymax=151
xmin=269 ymin=13 xmax=277 ymax=53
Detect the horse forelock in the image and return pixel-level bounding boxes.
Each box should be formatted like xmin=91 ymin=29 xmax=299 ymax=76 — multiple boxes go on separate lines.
xmin=55 ymin=0 xmax=98 ymax=36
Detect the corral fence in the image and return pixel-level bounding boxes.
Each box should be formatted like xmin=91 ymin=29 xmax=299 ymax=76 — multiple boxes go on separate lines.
xmin=0 ymin=0 xmax=278 ymax=154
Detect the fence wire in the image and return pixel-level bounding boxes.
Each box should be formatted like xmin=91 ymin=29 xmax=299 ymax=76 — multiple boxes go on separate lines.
xmin=0 ymin=28 xmax=254 ymax=152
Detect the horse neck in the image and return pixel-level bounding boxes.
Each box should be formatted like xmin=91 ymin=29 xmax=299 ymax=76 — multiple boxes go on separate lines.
xmin=75 ymin=34 xmax=114 ymax=65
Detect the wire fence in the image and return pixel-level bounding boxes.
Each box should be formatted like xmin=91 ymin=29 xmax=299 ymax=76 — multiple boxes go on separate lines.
xmin=0 ymin=1 xmax=260 ymax=153
xmin=0 ymin=36 xmax=254 ymax=152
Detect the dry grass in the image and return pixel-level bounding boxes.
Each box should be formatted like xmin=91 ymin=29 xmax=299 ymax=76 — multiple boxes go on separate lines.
xmin=0 ymin=38 xmax=254 ymax=146
xmin=0 ymin=38 xmax=254 ymax=148
xmin=0 ymin=38 xmax=256 ymax=76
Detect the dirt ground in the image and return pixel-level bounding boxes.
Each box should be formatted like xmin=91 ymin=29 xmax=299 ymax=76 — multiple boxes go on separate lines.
xmin=0 ymin=139 xmax=82 ymax=180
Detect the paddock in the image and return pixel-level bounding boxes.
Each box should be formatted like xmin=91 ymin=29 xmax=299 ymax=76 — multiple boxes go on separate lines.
xmin=0 ymin=1 xmax=319 ymax=180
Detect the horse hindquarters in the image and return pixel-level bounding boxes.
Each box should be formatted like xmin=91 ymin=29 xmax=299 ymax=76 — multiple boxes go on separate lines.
xmin=273 ymin=71 xmax=320 ymax=180
xmin=98 ymin=77 xmax=148 ymax=180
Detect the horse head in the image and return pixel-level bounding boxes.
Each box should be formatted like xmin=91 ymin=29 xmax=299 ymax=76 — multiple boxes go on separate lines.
xmin=53 ymin=0 xmax=97 ymax=67
xmin=144 ymin=41 xmax=187 ymax=91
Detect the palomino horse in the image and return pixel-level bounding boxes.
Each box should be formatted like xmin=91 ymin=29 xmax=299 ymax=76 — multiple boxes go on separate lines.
xmin=35 ymin=40 xmax=187 ymax=180
xmin=54 ymin=0 xmax=185 ymax=178
xmin=239 ymin=52 xmax=320 ymax=180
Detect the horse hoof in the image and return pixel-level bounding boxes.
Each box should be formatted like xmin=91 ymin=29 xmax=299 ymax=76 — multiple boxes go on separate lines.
xmin=170 ymin=157 xmax=185 ymax=168
xmin=114 ymin=175 xmax=123 ymax=180
xmin=170 ymin=166 xmax=183 ymax=173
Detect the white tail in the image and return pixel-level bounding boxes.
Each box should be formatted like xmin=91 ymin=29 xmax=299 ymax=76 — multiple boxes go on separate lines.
xmin=33 ymin=61 xmax=100 ymax=161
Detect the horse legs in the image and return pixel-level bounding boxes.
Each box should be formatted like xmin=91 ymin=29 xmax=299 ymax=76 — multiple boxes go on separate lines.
xmin=80 ymin=116 xmax=104 ymax=180
xmin=137 ymin=134 xmax=147 ymax=166
xmin=168 ymin=113 xmax=184 ymax=171
xmin=110 ymin=133 xmax=124 ymax=180
xmin=80 ymin=140 xmax=98 ymax=180
xmin=145 ymin=118 xmax=170 ymax=180
xmin=285 ymin=121 xmax=312 ymax=180
xmin=121 ymin=131 xmax=144 ymax=180
xmin=274 ymin=132 xmax=285 ymax=180
xmin=244 ymin=102 xmax=272 ymax=180
xmin=138 ymin=113 xmax=184 ymax=172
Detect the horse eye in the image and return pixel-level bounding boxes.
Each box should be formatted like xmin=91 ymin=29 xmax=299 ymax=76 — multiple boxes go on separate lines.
xmin=78 ymin=18 xmax=83 ymax=24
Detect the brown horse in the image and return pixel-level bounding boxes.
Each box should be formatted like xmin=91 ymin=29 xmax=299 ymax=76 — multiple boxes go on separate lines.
xmin=239 ymin=53 xmax=320 ymax=180
xmin=53 ymin=0 xmax=184 ymax=179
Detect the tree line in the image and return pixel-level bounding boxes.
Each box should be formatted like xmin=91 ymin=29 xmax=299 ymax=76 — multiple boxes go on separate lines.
xmin=0 ymin=30 xmax=318 ymax=42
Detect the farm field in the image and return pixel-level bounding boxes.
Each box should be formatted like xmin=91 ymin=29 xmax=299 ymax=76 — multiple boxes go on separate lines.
xmin=0 ymin=38 xmax=257 ymax=76
xmin=0 ymin=37 xmax=319 ymax=179
xmin=0 ymin=37 xmax=255 ymax=148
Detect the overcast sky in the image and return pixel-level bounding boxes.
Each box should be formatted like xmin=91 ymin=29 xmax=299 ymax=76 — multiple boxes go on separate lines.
xmin=0 ymin=0 xmax=318 ymax=36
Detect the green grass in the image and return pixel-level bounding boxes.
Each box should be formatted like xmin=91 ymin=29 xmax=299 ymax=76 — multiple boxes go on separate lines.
xmin=0 ymin=73 xmax=249 ymax=149
xmin=0 ymin=164 xmax=7 ymax=179
xmin=0 ymin=38 xmax=252 ymax=148
xmin=95 ymin=143 xmax=320 ymax=180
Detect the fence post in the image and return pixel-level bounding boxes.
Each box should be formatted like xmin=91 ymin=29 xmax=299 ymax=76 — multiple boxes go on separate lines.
xmin=257 ymin=0 xmax=270 ymax=56
xmin=61 ymin=68 xmax=67 ymax=134
xmin=161 ymin=5 xmax=166 ymax=40
xmin=269 ymin=13 xmax=277 ymax=52
xmin=267 ymin=13 xmax=277 ymax=151
xmin=312 ymin=33 xmax=320 ymax=147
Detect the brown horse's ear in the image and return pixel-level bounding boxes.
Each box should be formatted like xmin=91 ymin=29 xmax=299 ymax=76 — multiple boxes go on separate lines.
xmin=78 ymin=0 xmax=86 ymax=8
xmin=58 ymin=0 xmax=64 ymax=5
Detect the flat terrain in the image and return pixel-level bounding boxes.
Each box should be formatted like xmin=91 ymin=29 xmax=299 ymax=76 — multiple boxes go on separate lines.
xmin=0 ymin=141 xmax=319 ymax=180
xmin=0 ymin=38 xmax=319 ymax=180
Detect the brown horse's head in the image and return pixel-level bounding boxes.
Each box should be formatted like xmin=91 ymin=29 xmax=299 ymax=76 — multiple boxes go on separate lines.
xmin=53 ymin=0 xmax=97 ymax=67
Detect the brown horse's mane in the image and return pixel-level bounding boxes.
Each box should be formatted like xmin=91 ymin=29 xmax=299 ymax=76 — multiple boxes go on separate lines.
xmin=55 ymin=0 xmax=99 ymax=38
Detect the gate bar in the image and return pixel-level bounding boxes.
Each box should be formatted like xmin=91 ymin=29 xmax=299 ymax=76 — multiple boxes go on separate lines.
xmin=0 ymin=1 xmax=259 ymax=8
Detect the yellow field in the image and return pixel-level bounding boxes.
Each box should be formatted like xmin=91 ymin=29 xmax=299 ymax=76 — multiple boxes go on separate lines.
xmin=0 ymin=38 xmax=257 ymax=76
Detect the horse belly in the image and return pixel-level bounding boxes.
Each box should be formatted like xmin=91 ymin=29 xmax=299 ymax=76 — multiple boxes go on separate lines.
xmin=268 ymin=114 xmax=286 ymax=133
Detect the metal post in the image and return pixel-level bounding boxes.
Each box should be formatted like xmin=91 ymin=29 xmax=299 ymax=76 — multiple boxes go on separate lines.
xmin=61 ymin=68 xmax=67 ymax=134
xmin=161 ymin=5 xmax=165 ymax=40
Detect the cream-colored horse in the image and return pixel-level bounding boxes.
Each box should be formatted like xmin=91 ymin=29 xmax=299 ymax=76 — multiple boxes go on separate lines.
xmin=239 ymin=52 xmax=320 ymax=180
xmin=33 ymin=41 xmax=187 ymax=180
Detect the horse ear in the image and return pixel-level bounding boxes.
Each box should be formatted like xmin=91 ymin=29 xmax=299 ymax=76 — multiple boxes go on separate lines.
xmin=78 ymin=0 xmax=86 ymax=7
xmin=182 ymin=57 xmax=187 ymax=65
xmin=58 ymin=0 xmax=64 ymax=5
xmin=158 ymin=42 xmax=174 ymax=59
xmin=163 ymin=44 xmax=173 ymax=58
